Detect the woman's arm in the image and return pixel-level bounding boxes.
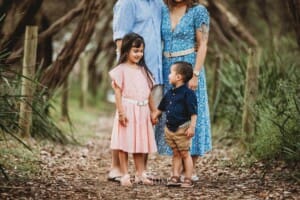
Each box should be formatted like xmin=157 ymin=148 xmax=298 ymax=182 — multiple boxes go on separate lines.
xmin=188 ymin=25 xmax=209 ymax=90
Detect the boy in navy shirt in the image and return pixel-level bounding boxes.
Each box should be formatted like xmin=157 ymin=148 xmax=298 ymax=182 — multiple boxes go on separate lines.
xmin=152 ymin=61 xmax=197 ymax=188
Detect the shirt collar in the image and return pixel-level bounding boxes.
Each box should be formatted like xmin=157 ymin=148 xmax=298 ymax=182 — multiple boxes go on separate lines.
xmin=172 ymin=84 xmax=187 ymax=93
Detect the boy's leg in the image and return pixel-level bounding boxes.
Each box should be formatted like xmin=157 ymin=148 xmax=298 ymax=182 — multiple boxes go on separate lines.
xmin=172 ymin=148 xmax=182 ymax=177
xmin=180 ymin=150 xmax=193 ymax=179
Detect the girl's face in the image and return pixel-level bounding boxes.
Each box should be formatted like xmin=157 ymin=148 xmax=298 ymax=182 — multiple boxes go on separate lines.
xmin=127 ymin=44 xmax=144 ymax=64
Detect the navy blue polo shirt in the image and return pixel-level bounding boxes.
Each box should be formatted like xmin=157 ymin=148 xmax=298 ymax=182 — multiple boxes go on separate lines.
xmin=158 ymin=84 xmax=197 ymax=132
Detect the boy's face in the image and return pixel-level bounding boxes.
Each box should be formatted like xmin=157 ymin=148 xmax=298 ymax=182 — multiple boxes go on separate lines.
xmin=168 ymin=65 xmax=182 ymax=86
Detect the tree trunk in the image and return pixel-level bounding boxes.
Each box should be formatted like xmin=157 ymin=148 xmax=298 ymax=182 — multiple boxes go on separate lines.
xmin=207 ymin=0 xmax=258 ymax=47
xmin=19 ymin=26 xmax=38 ymax=138
xmin=61 ymin=78 xmax=69 ymax=121
xmin=286 ymin=0 xmax=300 ymax=48
xmin=242 ymin=48 xmax=261 ymax=140
xmin=40 ymin=0 xmax=105 ymax=93
xmin=5 ymin=0 xmax=85 ymax=64
xmin=79 ymin=53 xmax=89 ymax=109
xmin=0 ymin=0 xmax=43 ymax=52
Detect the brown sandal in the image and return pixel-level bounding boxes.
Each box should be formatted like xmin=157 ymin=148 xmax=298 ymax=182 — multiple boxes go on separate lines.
xmin=166 ymin=176 xmax=181 ymax=187
xmin=180 ymin=177 xmax=194 ymax=188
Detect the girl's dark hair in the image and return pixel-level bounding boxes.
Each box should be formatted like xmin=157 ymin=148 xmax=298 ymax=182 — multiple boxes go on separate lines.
xmin=164 ymin=0 xmax=198 ymax=10
xmin=173 ymin=61 xmax=193 ymax=83
xmin=117 ymin=32 xmax=154 ymax=88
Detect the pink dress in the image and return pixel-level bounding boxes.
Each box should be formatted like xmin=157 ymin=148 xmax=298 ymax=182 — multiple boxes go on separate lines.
xmin=109 ymin=64 xmax=157 ymax=153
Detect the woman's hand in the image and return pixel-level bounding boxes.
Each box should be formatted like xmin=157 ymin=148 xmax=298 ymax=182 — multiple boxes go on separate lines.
xmin=188 ymin=76 xmax=198 ymax=90
xmin=118 ymin=113 xmax=128 ymax=127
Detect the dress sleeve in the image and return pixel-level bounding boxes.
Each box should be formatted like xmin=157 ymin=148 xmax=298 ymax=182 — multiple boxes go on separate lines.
xmin=193 ymin=5 xmax=210 ymax=31
xmin=113 ymin=1 xmax=135 ymax=41
xmin=109 ymin=66 xmax=123 ymax=90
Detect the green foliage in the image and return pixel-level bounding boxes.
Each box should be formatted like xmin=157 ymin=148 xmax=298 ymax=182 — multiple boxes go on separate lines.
xmin=213 ymin=36 xmax=300 ymax=162
xmin=0 ymin=65 xmax=73 ymax=144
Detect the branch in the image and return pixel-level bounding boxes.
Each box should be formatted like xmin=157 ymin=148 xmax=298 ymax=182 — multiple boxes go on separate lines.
xmin=5 ymin=0 xmax=86 ymax=64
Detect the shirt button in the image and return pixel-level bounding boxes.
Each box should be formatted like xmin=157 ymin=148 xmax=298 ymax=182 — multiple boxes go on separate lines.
xmin=169 ymin=102 xmax=172 ymax=104
xmin=173 ymin=93 xmax=175 ymax=96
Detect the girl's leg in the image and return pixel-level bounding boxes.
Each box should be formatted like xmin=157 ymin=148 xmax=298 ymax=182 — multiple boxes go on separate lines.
xmin=133 ymin=153 xmax=153 ymax=185
xmin=108 ymin=150 xmax=122 ymax=179
xmin=119 ymin=150 xmax=131 ymax=186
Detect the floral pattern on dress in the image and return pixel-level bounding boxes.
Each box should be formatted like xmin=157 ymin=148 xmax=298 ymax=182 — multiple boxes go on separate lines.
xmin=155 ymin=4 xmax=212 ymax=156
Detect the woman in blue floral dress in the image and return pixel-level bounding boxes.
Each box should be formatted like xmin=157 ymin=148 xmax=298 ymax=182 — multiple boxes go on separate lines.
xmin=155 ymin=0 xmax=212 ymax=179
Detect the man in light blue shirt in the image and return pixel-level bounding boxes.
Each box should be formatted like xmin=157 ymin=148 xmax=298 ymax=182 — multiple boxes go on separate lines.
xmin=108 ymin=0 xmax=163 ymax=183
xmin=113 ymin=0 xmax=163 ymax=85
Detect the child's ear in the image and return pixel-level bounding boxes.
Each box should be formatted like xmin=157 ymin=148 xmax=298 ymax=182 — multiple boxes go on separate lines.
xmin=176 ymin=74 xmax=183 ymax=81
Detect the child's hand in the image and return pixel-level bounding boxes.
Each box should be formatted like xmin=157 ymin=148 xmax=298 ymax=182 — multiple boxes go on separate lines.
xmin=185 ymin=126 xmax=195 ymax=138
xmin=151 ymin=112 xmax=158 ymax=125
xmin=118 ymin=113 xmax=128 ymax=127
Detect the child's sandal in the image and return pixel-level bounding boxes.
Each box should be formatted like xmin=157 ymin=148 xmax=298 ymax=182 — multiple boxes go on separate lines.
xmin=166 ymin=176 xmax=181 ymax=187
xmin=135 ymin=173 xmax=154 ymax=185
xmin=120 ymin=174 xmax=132 ymax=187
xmin=180 ymin=177 xmax=194 ymax=188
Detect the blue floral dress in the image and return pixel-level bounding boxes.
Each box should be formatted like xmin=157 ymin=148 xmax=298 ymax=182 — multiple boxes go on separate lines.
xmin=155 ymin=4 xmax=212 ymax=156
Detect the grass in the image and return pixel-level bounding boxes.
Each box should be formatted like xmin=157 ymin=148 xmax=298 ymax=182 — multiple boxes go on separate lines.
xmin=0 ymin=79 xmax=115 ymax=180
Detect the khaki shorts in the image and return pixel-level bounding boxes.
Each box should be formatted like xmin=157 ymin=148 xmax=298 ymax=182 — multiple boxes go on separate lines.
xmin=151 ymin=85 xmax=163 ymax=107
xmin=164 ymin=126 xmax=192 ymax=151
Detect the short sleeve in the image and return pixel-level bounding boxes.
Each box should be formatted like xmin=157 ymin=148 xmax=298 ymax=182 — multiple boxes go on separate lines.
xmin=109 ymin=66 xmax=124 ymax=90
xmin=113 ymin=0 xmax=135 ymax=41
xmin=193 ymin=5 xmax=210 ymax=31
xmin=185 ymin=91 xmax=197 ymax=116
xmin=158 ymin=93 xmax=168 ymax=111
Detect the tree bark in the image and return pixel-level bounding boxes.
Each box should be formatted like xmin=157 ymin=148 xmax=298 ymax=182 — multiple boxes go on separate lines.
xmin=207 ymin=0 xmax=258 ymax=47
xmin=0 ymin=0 xmax=43 ymax=52
xmin=40 ymin=0 xmax=105 ymax=93
xmin=5 ymin=0 xmax=85 ymax=64
xmin=286 ymin=0 xmax=300 ymax=48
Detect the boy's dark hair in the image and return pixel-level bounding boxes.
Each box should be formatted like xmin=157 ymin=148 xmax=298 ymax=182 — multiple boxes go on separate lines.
xmin=173 ymin=61 xmax=193 ymax=83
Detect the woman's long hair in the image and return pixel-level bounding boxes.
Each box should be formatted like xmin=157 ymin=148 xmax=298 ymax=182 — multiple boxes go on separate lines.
xmin=117 ymin=32 xmax=154 ymax=89
xmin=164 ymin=0 xmax=198 ymax=10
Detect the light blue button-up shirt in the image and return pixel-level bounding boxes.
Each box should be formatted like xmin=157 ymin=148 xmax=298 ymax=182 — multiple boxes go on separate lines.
xmin=113 ymin=0 xmax=163 ymax=85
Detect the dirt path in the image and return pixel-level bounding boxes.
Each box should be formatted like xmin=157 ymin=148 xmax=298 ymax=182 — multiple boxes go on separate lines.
xmin=1 ymin=115 xmax=299 ymax=199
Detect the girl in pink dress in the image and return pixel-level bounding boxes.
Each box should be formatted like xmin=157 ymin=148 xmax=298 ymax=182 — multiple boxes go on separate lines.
xmin=109 ymin=33 xmax=157 ymax=186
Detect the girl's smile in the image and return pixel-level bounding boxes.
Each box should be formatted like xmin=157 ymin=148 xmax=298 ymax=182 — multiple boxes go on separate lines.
xmin=127 ymin=45 xmax=144 ymax=64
